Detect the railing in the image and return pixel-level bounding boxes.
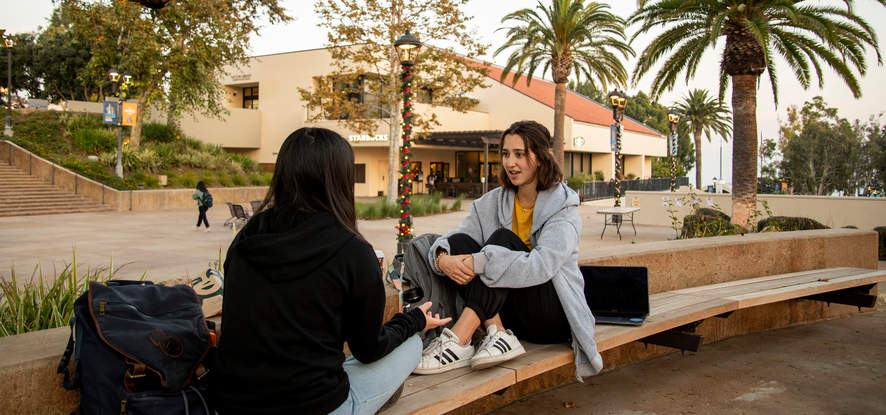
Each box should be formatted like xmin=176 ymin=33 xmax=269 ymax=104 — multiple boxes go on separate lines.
xmin=581 ymin=177 xmax=689 ymax=201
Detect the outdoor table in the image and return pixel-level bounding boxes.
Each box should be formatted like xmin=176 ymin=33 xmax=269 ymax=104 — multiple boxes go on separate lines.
xmin=597 ymin=207 xmax=640 ymax=240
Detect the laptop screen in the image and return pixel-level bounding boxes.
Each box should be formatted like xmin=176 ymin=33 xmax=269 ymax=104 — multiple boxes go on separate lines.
xmin=580 ymin=266 xmax=649 ymax=318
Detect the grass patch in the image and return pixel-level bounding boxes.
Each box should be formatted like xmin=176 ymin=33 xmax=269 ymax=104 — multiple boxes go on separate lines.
xmin=356 ymin=193 xmax=463 ymax=220
xmin=0 ymin=253 xmax=135 ymax=337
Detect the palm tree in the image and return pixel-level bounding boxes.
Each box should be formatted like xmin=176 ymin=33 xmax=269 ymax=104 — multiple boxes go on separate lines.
xmin=675 ymin=89 xmax=732 ymax=190
xmin=497 ymin=0 xmax=634 ymax=169
xmin=630 ymin=0 xmax=883 ymax=226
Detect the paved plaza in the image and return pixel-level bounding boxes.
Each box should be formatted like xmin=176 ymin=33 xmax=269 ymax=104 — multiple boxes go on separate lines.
xmin=0 ymin=198 xmax=675 ymax=282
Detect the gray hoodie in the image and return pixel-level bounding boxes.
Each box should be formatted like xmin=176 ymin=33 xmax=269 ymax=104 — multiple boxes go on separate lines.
xmin=428 ymin=183 xmax=602 ymax=379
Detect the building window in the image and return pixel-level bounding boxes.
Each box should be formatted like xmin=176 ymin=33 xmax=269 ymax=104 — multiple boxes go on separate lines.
xmin=355 ymin=163 xmax=366 ymax=184
xmin=243 ymin=86 xmax=259 ymax=109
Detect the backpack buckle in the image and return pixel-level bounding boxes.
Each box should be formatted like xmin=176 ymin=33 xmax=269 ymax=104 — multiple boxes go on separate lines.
xmin=125 ymin=361 xmax=147 ymax=379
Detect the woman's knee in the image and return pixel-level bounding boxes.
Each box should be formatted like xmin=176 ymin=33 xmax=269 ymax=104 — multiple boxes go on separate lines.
xmin=485 ymin=228 xmax=528 ymax=251
xmin=448 ymin=233 xmax=481 ymax=255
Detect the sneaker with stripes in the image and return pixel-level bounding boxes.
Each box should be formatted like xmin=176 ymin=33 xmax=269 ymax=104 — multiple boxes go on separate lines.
xmin=413 ymin=328 xmax=475 ymax=375
xmin=470 ymin=324 xmax=525 ymax=370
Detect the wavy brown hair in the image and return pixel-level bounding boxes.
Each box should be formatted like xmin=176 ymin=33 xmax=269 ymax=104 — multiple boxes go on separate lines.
xmin=498 ymin=120 xmax=563 ymax=191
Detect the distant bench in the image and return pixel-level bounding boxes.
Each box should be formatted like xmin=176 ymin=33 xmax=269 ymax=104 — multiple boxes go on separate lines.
xmin=381 ymin=267 xmax=886 ymax=415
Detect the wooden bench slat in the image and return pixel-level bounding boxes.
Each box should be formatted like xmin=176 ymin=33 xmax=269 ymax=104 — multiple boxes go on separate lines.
xmin=672 ymin=268 xmax=863 ymax=296
xmin=383 ymin=367 xmax=516 ymax=415
xmin=498 ymin=342 xmax=573 ymax=383
xmin=724 ymin=270 xmax=886 ymax=308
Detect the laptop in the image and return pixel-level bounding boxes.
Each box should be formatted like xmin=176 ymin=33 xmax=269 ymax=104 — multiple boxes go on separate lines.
xmin=580 ymin=265 xmax=650 ymax=326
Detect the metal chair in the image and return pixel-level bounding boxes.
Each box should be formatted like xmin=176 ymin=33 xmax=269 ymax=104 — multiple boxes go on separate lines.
xmin=249 ymin=200 xmax=262 ymax=215
xmin=224 ymin=202 xmax=250 ymax=230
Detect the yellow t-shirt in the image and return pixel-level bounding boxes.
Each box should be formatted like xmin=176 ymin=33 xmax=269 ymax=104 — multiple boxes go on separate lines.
xmin=513 ymin=197 xmax=534 ymax=249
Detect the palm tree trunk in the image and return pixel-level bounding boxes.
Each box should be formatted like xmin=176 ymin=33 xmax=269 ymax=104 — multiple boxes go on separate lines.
xmin=553 ymin=82 xmax=566 ymax=171
xmin=730 ymin=74 xmax=758 ymax=227
xmin=694 ymin=128 xmax=703 ymax=189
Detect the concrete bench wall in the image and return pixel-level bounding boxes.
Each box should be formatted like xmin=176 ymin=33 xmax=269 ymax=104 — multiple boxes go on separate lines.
xmin=0 ymin=229 xmax=878 ymax=414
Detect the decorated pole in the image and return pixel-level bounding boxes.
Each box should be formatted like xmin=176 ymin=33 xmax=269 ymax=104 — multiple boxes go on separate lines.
xmin=396 ymin=62 xmax=415 ymax=249
xmin=608 ymin=90 xmax=627 ymax=207
xmin=667 ymin=109 xmax=681 ymax=192
xmin=394 ymin=30 xmax=421 ymax=254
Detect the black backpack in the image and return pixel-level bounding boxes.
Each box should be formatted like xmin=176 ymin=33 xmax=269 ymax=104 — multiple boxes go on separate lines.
xmin=58 ymin=280 xmax=215 ymax=415
xmin=203 ymin=192 xmax=213 ymax=208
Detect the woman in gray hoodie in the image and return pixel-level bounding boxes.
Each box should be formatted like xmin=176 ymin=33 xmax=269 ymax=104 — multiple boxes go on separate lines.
xmin=414 ymin=120 xmax=603 ymax=380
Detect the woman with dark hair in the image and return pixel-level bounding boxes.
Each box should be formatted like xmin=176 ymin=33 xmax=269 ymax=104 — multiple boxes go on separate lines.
xmin=413 ymin=120 xmax=603 ymax=380
xmin=212 ymin=127 xmax=449 ymax=414
xmin=192 ymin=181 xmax=211 ymax=232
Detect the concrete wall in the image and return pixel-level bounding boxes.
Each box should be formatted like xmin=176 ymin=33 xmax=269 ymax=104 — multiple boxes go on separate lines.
xmin=65 ymin=100 xmax=103 ymax=114
xmin=625 ymin=190 xmax=886 ymax=230
xmin=0 ymin=229 xmax=877 ymax=414
xmin=178 ymin=107 xmax=262 ymax=149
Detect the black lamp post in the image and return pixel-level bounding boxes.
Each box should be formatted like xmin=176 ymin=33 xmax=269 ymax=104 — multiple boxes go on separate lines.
xmin=607 ymin=89 xmax=627 ymax=206
xmin=667 ymin=108 xmax=681 ymax=192
xmin=3 ymin=31 xmax=14 ymax=137
xmin=109 ymin=68 xmax=133 ymax=178
xmin=394 ymin=30 xmax=421 ymax=253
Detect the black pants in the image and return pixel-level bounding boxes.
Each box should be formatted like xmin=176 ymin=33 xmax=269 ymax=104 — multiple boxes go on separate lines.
xmin=197 ymin=206 xmax=209 ymax=228
xmin=448 ymin=229 xmax=570 ymax=344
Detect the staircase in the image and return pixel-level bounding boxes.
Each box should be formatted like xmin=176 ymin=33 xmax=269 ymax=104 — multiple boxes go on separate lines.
xmin=0 ymin=162 xmax=112 ymax=217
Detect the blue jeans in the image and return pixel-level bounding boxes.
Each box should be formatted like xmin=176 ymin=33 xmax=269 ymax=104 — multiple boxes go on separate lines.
xmin=329 ymin=334 xmax=422 ymax=415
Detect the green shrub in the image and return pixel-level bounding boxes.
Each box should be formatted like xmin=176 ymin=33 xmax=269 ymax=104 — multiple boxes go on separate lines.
xmin=593 ymin=170 xmax=605 ymax=181
xmin=231 ymin=174 xmax=247 ymax=186
xmin=873 ymin=226 xmax=886 ymax=260
xmin=169 ymin=171 xmax=198 ymax=188
xmin=131 ymin=171 xmax=161 ymax=189
xmin=248 ymin=172 xmax=272 ymax=186
xmin=60 ymin=112 xmax=103 ymax=132
xmin=141 ymin=123 xmax=181 ymax=144
xmin=198 ymin=171 xmax=216 ymax=186
xmin=216 ymin=172 xmax=234 ymax=187
xmin=356 ymin=194 xmax=459 ymax=219
xmin=230 ymin=154 xmax=258 ymax=172
xmin=60 ymin=157 xmax=137 ymax=190
xmin=757 ymin=216 xmax=829 ymax=232
xmin=0 ymin=254 xmax=118 ymax=337
xmin=681 ymin=208 xmax=742 ymax=238
xmin=72 ymin=127 xmax=116 ymax=154
xmin=567 ymin=172 xmax=593 ymax=191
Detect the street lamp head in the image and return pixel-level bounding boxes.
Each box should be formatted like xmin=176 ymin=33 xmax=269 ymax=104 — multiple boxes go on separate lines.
xmin=4 ymin=38 xmax=13 ymax=49
xmin=123 ymin=71 xmax=133 ymax=85
xmin=109 ymin=68 xmax=121 ymax=83
xmin=607 ymin=89 xmax=627 ymax=121
xmin=394 ymin=30 xmax=422 ymax=65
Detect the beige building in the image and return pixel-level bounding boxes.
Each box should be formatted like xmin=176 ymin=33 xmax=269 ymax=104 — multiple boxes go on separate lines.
xmin=175 ymin=48 xmax=665 ymax=197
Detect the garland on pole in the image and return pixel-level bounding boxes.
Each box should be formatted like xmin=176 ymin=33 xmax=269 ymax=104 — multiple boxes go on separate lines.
xmin=614 ymin=123 xmax=622 ymax=207
xmin=669 ymin=134 xmax=677 ymax=192
xmin=395 ymin=63 xmax=415 ymax=241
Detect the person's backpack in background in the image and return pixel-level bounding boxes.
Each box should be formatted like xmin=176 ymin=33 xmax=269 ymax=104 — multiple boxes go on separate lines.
xmin=202 ymin=192 xmax=213 ymax=208
xmin=58 ymin=280 xmax=215 ymax=415
xmin=397 ymin=233 xmax=464 ymax=347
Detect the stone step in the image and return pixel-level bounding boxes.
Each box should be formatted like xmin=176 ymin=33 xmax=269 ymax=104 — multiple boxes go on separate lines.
xmin=0 ymin=206 xmax=111 ymax=217
xmin=0 ymin=194 xmax=96 ymax=201
xmin=0 ymin=199 xmax=103 ymax=208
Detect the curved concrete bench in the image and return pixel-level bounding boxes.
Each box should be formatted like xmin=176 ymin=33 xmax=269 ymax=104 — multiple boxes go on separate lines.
xmin=0 ymin=229 xmax=879 ymax=414
xmin=383 ymin=267 xmax=885 ymax=414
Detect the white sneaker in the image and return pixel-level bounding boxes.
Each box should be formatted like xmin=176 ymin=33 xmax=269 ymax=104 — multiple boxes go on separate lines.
xmin=470 ymin=324 xmax=525 ymax=370
xmin=413 ymin=328 xmax=474 ymax=375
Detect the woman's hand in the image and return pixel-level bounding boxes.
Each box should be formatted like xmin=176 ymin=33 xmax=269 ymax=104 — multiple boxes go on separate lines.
xmin=418 ymin=302 xmax=452 ymax=331
xmin=438 ymin=253 xmax=476 ymax=285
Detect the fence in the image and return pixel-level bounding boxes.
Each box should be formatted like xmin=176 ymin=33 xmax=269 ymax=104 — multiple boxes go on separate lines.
xmin=581 ymin=177 xmax=689 ymax=201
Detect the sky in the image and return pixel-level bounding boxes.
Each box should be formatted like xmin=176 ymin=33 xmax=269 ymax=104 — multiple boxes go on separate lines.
xmin=3 ymin=0 xmax=886 ymax=188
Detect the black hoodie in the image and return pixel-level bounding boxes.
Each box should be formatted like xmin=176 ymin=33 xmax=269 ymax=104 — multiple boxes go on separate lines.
xmin=211 ymin=210 xmax=425 ymax=415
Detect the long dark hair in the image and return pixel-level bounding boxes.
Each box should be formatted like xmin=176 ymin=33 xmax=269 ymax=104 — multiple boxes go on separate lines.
xmin=257 ymin=127 xmax=362 ymax=239
xmin=196 ymin=181 xmax=208 ymax=193
xmin=498 ymin=120 xmax=563 ymax=191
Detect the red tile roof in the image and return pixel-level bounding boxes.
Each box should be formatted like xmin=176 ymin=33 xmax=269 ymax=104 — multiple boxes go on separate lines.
xmin=477 ymin=63 xmax=661 ymax=137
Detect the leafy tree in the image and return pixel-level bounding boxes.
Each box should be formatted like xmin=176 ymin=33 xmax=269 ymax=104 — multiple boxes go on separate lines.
xmin=779 ymin=97 xmax=864 ymax=195
xmin=497 ymin=0 xmax=633 ymax=170
xmin=0 ymin=32 xmax=41 ymax=103
xmin=865 ymin=120 xmax=886 ymax=191
xmin=30 ymin=9 xmax=99 ymax=102
xmin=759 ymin=137 xmax=779 ymax=181
xmin=61 ymin=0 xmax=290 ymax=146
xmin=630 ymin=0 xmax=884 ymax=226
xmin=299 ymin=0 xmax=489 ymax=202
xmin=674 ymin=89 xmax=732 ymax=189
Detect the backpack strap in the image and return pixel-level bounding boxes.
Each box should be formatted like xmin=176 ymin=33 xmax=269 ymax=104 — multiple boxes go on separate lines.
xmin=57 ymin=316 xmax=81 ymax=390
